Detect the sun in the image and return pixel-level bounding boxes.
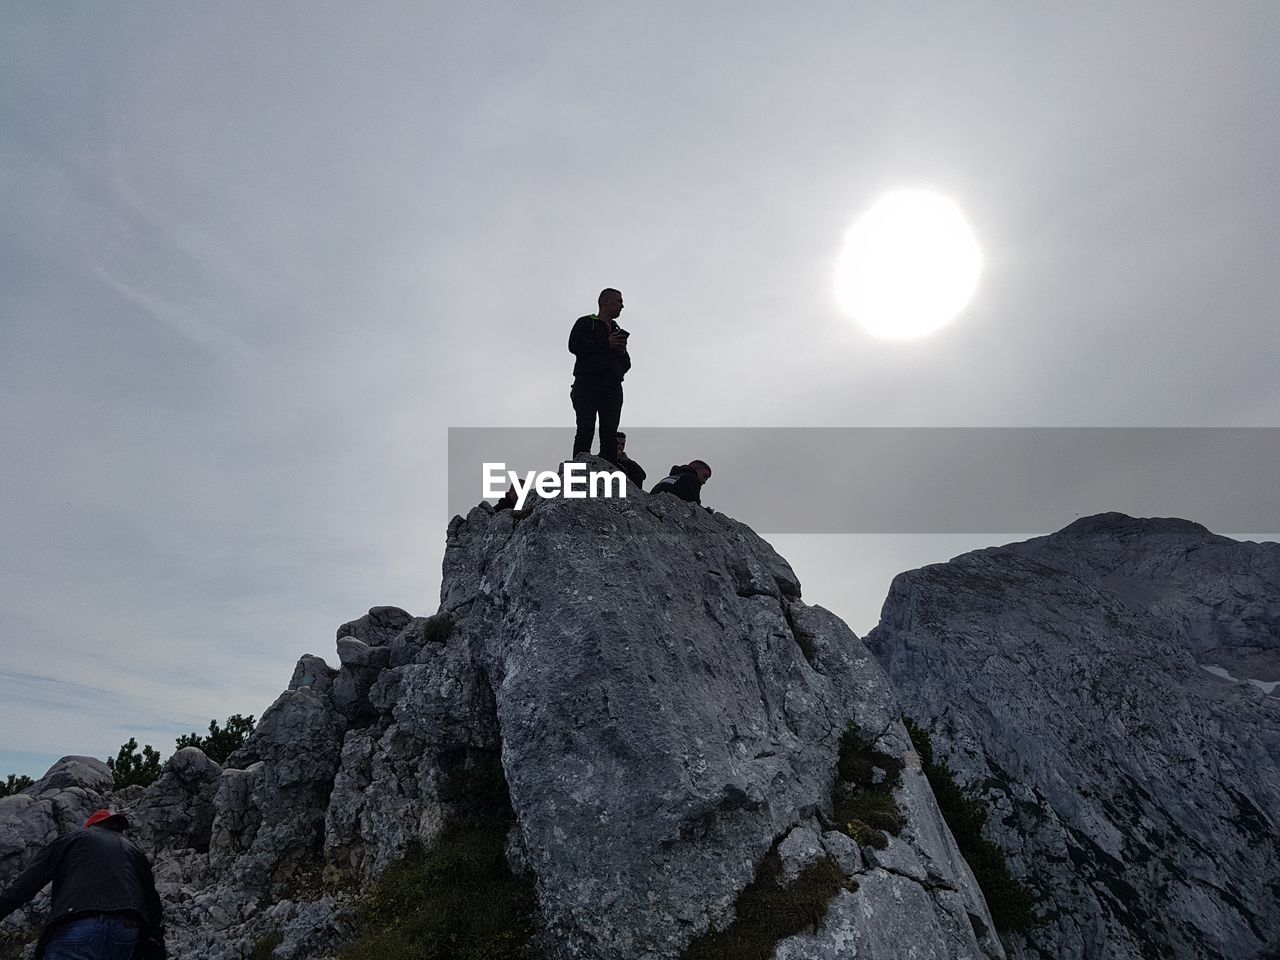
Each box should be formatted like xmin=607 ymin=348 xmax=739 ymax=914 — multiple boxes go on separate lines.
xmin=833 ymin=189 xmax=982 ymax=340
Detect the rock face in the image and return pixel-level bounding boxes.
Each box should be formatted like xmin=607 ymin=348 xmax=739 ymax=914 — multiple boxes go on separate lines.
xmin=445 ymin=485 xmax=1001 ymax=959
xmin=867 ymin=513 xmax=1280 ymax=960
xmin=1 ymin=467 xmax=1002 ymax=959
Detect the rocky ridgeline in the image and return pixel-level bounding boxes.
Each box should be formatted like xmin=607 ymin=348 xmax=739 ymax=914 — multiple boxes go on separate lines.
xmin=0 ymin=466 xmax=1002 ymax=960
xmin=868 ymin=513 xmax=1280 ymax=960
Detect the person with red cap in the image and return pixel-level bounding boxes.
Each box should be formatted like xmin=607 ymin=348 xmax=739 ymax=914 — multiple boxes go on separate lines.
xmin=0 ymin=809 xmax=165 ymax=959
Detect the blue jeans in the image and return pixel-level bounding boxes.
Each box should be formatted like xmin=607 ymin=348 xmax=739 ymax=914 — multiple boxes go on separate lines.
xmin=43 ymin=915 xmax=139 ymax=960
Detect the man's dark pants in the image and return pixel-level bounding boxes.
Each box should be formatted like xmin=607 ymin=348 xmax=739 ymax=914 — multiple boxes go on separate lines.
xmin=43 ymin=915 xmax=139 ymax=960
xmin=571 ymin=379 xmax=622 ymax=466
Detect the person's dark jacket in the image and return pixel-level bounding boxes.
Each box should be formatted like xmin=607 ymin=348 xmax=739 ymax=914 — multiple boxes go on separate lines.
xmin=618 ymin=455 xmax=646 ymax=489
xmin=649 ymin=465 xmax=702 ymax=504
xmin=569 ymin=314 xmax=631 ymax=383
xmin=0 ymin=827 xmax=166 ymax=959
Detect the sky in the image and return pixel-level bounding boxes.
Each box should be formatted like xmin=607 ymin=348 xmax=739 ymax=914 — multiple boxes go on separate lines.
xmin=2 ymin=3 xmax=1277 ymax=779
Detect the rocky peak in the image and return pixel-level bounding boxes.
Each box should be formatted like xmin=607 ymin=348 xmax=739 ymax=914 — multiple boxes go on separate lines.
xmin=1 ymin=467 xmax=1004 ymax=959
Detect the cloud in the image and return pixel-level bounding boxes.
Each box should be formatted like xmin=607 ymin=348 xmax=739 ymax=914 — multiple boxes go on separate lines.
xmin=0 ymin=671 xmax=126 ymax=715
xmin=94 ymin=267 xmax=255 ymax=362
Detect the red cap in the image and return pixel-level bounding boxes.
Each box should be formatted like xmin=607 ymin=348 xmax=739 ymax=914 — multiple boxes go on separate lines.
xmin=84 ymin=809 xmax=128 ymax=830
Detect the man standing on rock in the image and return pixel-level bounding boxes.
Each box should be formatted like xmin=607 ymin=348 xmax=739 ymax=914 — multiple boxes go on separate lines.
xmin=0 ymin=809 xmax=166 ymax=959
xmin=569 ymin=288 xmax=630 ymax=465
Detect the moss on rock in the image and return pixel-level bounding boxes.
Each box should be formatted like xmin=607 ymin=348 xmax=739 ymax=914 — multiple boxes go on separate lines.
xmin=337 ymin=754 xmax=540 ymax=960
xmin=680 ymin=850 xmax=846 ymax=960
xmin=832 ymin=723 xmax=904 ymax=849
xmin=905 ymin=718 xmax=1038 ymax=933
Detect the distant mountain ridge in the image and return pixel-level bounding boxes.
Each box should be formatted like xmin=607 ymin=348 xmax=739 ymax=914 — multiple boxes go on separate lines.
xmin=869 ymin=513 xmax=1280 ymax=960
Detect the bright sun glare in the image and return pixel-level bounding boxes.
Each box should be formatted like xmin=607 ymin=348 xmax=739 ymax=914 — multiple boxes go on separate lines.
xmin=833 ymin=189 xmax=982 ymax=340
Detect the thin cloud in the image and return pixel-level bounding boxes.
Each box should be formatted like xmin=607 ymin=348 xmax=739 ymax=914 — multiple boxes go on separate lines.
xmin=0 ymin=671 xmax=126 ymax=714
xmin=94 ymin=267 xmax=255 ymax=363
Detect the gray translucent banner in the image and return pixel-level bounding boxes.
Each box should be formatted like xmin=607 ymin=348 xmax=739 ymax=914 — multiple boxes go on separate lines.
xmin=447 ymin=428 xmax=1279 ymax=535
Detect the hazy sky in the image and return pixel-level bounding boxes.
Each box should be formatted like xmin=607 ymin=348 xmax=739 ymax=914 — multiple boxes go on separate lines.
xmin=3 ymin=3 xmax=1277 ymax=778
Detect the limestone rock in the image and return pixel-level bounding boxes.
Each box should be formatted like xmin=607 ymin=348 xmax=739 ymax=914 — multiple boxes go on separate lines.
xmin=127 ymin=747 xmax=221 ymax=854
xmin=777 ymin=825 xmax=827 ymax=883
xmin=335 ymin=605 xmax=412 ymax=647
xmin=288 ymin=654 xmax=337 ymax=695
xmin=444 ymin=466 xmax=1000 ymax=959
xmin=0 ymin=470 xmax=1001 ymax=960
xmin=27 ymin=756 xmax=112 ymax=797
xmin=868 ymin=513 xmax=1280 ymax=960
xmin=210 ymin=687 xmax=345 ymax=884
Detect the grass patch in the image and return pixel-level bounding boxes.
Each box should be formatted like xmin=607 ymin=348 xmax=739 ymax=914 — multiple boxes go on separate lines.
xmin=904 ymin=718 xmax=1038 ymax=933
xmin=680 ymin=851 xmax=847 ymax=960
xmin=337 ymin=754 xmax=539 ymax=960
xmin=831 ymin=723 xmax=904 ymax=849
xmin=249 ymin=930 xmax=284 ymax=960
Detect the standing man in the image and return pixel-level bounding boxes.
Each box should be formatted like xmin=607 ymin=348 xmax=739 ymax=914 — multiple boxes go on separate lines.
xmin=569 ymin=288 xmax=630 ymax=466
xmin=0 ymin=809 xmax=166 ymax=959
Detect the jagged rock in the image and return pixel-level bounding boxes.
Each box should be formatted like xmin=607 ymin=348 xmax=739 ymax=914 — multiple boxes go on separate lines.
xmin=288 ymin=654 xmax=337 ymax=695
xmin=127 ymin=748 xmax=221 ymax=853
xmin=862 ymin=833 xmax=928 ymax=883
xmin=323 ymin=637 xmax=496 ymax=879
xmin=335 ymin=605 xmax=412 ymax=647
xmin=331 ymin=638 xmax=391 ymax=723
xmin=820 ymin=830 xmax=863 ymax=875
xmin=27 ymin=756 xmax=112 ymax=797
xmin=443 ymin=467 xmax=1000 ymax=959
xmin=868 ymin=513 xmax=1280 ymax=960
xmin=386 ymin=616 xmax=435 ymax=668
xmin=210 ymin=687 xmax=345 ymax=884
xmin=0 ymin=473 xmax=1002 ymax=960
xmin=776 ymin=870 xmax=961 ymax=960
xmin=777 ymin=824 xmax=827 ymax=882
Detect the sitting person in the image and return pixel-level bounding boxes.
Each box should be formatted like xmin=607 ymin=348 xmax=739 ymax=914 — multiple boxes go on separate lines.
xmin=649 ymin=460 xmax=711 ymax=504
xmin=614 ymin=432 xmax=646 ymax=489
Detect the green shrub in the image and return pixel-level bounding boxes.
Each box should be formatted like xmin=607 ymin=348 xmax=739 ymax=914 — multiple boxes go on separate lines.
xmin=106 ymin=738 xmax=163 ymax=789
xmin=0 ymin=774 xmax=33 ymax=798
xmin=176 ymin=714 xmax=256 ymax=765
xmin=831 ymin=723 xmax=904 ymax=849
xmin=904 ymin=719 xmax=1038 ymax=933
xmin=681 ymin=851 xmax=846 ymax=960
xmin=338 ymin=755 xmax=539 ymax=960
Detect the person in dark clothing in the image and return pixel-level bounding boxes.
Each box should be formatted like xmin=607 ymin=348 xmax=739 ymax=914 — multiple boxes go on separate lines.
xmin=569 ymin=288 xmax=630 ymax=465
xmin=0 ymin=809 xmax=166 ymax=960
xmin=614 ymin=432 xmax=646 ymax=489
xmin=649 ymin=460 xmax=712 ymax=505
xmin=493 ymin=484 xmax=518 ymax=511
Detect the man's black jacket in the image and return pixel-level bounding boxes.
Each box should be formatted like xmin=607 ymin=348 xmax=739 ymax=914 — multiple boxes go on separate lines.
xmin=0 ymin=827 xmax=165 ymax=958
xmin=569 ymin=314 xmax=631 ymax=382
xmin=618 ymin=456 xmax=646 ymax=488
xmin=649 ymin=465 xmax=702 ymax=504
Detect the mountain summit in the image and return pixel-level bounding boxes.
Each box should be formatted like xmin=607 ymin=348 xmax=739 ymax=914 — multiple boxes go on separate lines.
xmin=1 ymin=469 xmax=1002 ymax=959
